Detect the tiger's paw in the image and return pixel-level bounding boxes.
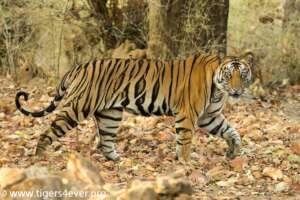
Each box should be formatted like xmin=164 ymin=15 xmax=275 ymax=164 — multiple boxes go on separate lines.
xmin=226 ymin=138 xmax=241 ymax=159
xmin=104 ymin=151 xmax=120 ymax=161
xmin=176 ymin=144 xmax=192 ymax=165
xmin=35 ymin=133 xmax=52 ymax=156
xmin=34 ymin=145 xmax=47 ymax=156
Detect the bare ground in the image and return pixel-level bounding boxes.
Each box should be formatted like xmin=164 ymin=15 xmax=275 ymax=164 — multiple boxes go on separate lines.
xmin=0 ymin=75 xmax=300 ymax=199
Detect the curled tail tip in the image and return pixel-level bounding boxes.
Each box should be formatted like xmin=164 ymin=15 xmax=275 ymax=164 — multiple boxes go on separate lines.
xmin=15 ymin=91 xmax=31 ymax=116
xmin=15 ymin=91 xmax=29 ymax=109
xmin=16 ymin=91 xmax=29 ymax=101
xmin=15 ymin=91 xmax=59 ymax=117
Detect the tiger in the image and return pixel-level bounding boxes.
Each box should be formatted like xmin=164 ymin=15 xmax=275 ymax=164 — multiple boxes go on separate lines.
xmin=15 ymin=52 xmax=253 ymax=163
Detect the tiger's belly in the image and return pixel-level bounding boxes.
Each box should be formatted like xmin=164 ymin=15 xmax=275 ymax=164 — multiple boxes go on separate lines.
xmin=121 ymin=100 xmax=174 ymax=117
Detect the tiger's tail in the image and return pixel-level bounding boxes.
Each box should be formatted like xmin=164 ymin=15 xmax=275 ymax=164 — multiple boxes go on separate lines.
xmin=15 ymin=69 xmax=73 ymax=118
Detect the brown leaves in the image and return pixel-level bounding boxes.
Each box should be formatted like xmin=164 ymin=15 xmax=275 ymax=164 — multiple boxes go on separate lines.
xmin=262 ymin=167 xmax=283 ymax=181
xmin=67 ymin=153 xmax=105 ymax=185
xmin=229 ymin=156 xmax=248 ymax=172
xmin=0 ymin=168 xmax=26 ymax=189
xmin=290 ymin=139 xmax=300 ymax=155
xmin=1 ymin=77 xmax=300 ymax=198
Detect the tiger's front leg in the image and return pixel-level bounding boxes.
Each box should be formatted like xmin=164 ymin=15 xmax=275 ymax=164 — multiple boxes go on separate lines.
xmin=175 ymin=115 xmax=194 ymax=164
xmin=35 ymin=105 xmax=79 ymax=156
xmin=199 ymin=114 xmax=241 ymax=158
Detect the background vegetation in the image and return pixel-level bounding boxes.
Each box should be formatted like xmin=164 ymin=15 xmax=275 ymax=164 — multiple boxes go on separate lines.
xmin=0 ymin=0 xmax=299 ymax=84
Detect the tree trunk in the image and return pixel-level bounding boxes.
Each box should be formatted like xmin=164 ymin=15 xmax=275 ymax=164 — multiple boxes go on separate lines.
xmin=148 ymin=0 xmax=229 ymax=59
xmin=282 ymin=0 xmax=300 ymax=84
xmin=206 ymin=0 xmax=229 ymax=54
xmin=87 ymin=0 xmax=122 ymax=50
xmin=147 ymin=0 xmax=187 ymax=59
xmin=181 ymin=0 xmax=229 ymax=56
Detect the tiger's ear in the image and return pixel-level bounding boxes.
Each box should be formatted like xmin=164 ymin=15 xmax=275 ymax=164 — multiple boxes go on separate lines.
xmin=240 ymin=51 xmax=254 ymax=67
xmin=218 ymin=51 xmax=226 ymax=61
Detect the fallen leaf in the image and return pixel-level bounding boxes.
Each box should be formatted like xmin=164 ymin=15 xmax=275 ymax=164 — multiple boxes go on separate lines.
xmin=287 ymin=154 xmax=300 ymax=165
xmin=290 ymin=139 xmax=300 ymax=155
xmin=230 ymin=156 xmax=248 ymax=172
xmin=262 ymin=167 xmax=283 ymax=180
xmin=274 ymin=182 xmax=289 ymax=192
xmin=216 ymin=176 xmax=237 ymax=187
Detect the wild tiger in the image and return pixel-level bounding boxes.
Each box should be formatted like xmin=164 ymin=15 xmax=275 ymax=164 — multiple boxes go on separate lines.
xmin=15 ymin=52 xmax=253 ymax=163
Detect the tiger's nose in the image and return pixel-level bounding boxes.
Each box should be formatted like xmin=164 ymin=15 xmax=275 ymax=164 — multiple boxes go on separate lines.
xmin=230 ymin=89 xmax=242 ymax=98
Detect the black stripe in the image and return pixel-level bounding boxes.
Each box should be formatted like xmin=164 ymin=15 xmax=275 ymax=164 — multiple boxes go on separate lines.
xmin=121 ymin=84 xmax=130 ymax=107
xmin=51 ymin=122 xmax=66 ymax=137
xmin=210 ymin=119 xmax=224 ymax=135
xmin=46 ymin=102 xmax=56 ymax=112
xmin=114 ymin=71 xmax=126 ymax=91
xmin=199 ymin=117 xmax=216 ymax=128
xmin=101 ymin=143 xmax=113 ymax=149
xmin=21 ymin=109 xmax=31 ymax=116
xmin=92 ymin=59 xmax=98 ymax=68
xmin=174 ymin=60 xmax=181 ymax=95
xmin=94 ymin=60 xmax=105 ymax=108
xmin=161 ymin=62 xmax=166 ymax=78
xmin=175 ymin=117 xmax=186 ymax=123
xmin=175 ymin=127 xmax=190 ymax=133
xmin=136 ymin=93 xmax=149 ymax=116
xmin=59 ymin=112 xmax=78 ymax=128
xmin=176 ymin=140 xmax=192 ymax=145
xmin=31 ymin=111 xmax=45 ymax=117
xmin=51 ymin=128 xmax=64 ymax=138
xmin=114 ymin=107 xmax=123 ymax=112
xmin=168 ymin=61 xmax=174 ymax=105
xmin=208 ymin=106 xmax=223 ymax=115
xmin=148 ymin=78 xmax=160 ymax=113
xmin=40 ymin=134 xmax=53 ymax=144
xmin=106 ymin=125 xmax=119 ymax=129
xmin=70 ymin=64 xmax=89 ymax=96
xmin=83 ymin=60 xmax=97 ymax=117
xmin=162 ymin=98 xmax=167 ymax=113
xmin=188 ymin=55 xmax=200 ymax=116
xmin=105 ymin=59 xmax=123 ymax=94
xmin=96 ymin=113 xmax=122 ymax=121
xmin=72 ymin=102 xmax=79 ymax=121
xmin=54 ymin=95 xmax=63 ymax=101
xmin=221 ymin=125 xmax=230 ymax=138
xmin=102 ymin=149 xmax=114 ymax=154
xmin=153 ymin=108 xmax=162 ymax=116
xmin=99 ymin=129 xmax=117 ymax=137
xmin=135 ymin=77 xmax=146 ymax=98
xmin=83 ymin=62 xmax=89 ymax=69
xmin=211 ymin=97 xmax=222 ymax=103
xmin=129 ymin=62 xmax=137 ymax=78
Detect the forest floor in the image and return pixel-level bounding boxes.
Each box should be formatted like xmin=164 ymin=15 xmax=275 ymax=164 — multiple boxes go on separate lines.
xmin=0 ymin=75 xmax=300 ymax=200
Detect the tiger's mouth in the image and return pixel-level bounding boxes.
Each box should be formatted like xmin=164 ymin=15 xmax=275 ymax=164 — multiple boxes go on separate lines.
xmin=229 ymin=92 xmax=242 ymax=98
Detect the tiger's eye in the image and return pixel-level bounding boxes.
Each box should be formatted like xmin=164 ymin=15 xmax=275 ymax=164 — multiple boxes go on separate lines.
xmin=225 ymin=71 xmax=231 ymax=79
xmin=241 ymin=70 xmax=248 ymax=78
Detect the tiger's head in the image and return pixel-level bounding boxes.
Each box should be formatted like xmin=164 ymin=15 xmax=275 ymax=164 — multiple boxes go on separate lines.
xmin=214 ymin=52 xmax=254 ymax=98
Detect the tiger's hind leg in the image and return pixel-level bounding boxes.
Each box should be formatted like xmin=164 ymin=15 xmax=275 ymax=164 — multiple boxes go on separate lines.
xmin=35 ymin=103 xmax=79 ymax=156
xmin=94 ymin=108 xmax=123 ymax=161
